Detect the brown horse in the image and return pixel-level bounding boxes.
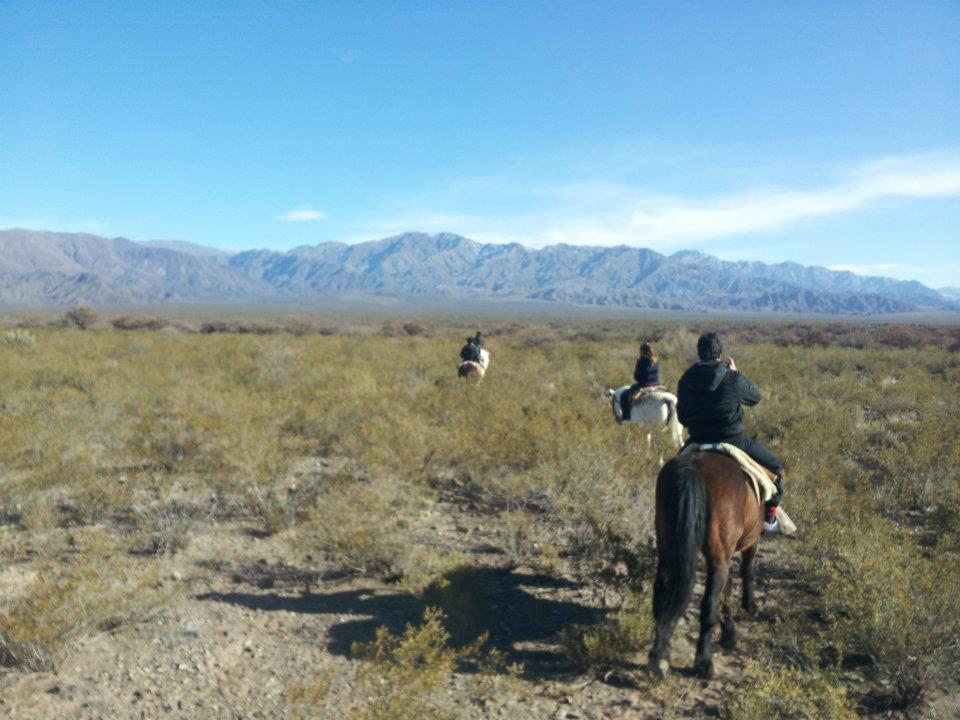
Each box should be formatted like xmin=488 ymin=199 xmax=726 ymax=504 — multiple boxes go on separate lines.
xmin=647 ymin=451 xmax=764 ymax=679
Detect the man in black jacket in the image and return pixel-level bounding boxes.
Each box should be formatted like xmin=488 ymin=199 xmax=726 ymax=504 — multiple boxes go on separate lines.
xmin=677 ymin=332 xmax=783 ymax=527
xmin=459 ymin=335 xmax=482 ymax=363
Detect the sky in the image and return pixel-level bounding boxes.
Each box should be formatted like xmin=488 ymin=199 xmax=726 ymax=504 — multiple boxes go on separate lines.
xmin=1 ymin=1 xmax=958 ymax=287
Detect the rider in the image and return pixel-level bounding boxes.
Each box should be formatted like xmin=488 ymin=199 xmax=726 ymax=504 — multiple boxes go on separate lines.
xmin=459 ymin=332 xmax=484 ymax=364
xmin=620 ymin=342 xmax=661 ymax=421
xmin=676 ymin=332 xmax=784 ymax=532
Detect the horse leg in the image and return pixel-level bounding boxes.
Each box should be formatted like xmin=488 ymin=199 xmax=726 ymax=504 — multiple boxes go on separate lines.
xmin=719 ymin=573 xmax=737 ymax=650
xmin=694 ymin=559 xmax=729 ymax=679
xmin=740 ymin=543 xmax=758 ymax=616
xmin=647 ymin=557 xmax=676 ymax=679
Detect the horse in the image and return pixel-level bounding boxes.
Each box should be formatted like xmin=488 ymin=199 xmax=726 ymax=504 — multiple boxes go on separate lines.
xmin=605 ymin=386 xmax=684 ymax=451
xmin=457 ymin=348 xmax=490 ymax=382
xmin=647 ymin=451 xmax=763 ymax=680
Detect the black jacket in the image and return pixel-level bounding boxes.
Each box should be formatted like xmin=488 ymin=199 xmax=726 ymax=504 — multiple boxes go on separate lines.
xmin=633 ymin=358 xmax=660 ymax=386
xmin=676 ymin=361 xmax=761 ymax=441
xmin=460 ymin=342 xmax=481 ymax=362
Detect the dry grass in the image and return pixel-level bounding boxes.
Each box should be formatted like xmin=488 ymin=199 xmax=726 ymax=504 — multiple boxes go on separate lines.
xmin=286 ymin=607 xmax=521 ymax=720
xmin=0 ymin=529 xmax=178 ymax=671
xmin=0 ymin=318 xmax=958 ymax=715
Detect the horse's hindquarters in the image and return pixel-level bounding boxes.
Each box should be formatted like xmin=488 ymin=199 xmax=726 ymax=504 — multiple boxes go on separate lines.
xmin=457 ymin=361 xmax=485 ymax=381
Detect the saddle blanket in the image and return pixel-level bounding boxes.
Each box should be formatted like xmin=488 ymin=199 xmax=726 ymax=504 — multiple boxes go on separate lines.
xmin=680 ymin=442 xmax=778 ymax=505
xmin=630 ymin=385 xmax=669 ymax=404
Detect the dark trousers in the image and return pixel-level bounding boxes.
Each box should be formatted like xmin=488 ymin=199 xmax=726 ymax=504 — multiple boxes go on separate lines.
xmin=686 ymin=433 xmax=784 ymax=505
xmin=620 ymin=386 xmax=635 ymax=420
xmin=727 ymin=433 xmax=783 ymax=506
xmin=723 ymin=433 xmax=782 ymax=477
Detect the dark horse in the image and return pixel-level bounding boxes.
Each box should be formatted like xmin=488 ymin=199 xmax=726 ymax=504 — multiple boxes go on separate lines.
xmin=648 ymin=451 xmax=764 ymax=679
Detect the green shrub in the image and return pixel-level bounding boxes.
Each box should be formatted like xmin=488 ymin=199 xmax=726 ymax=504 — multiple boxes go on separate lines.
xmin=63 ymin=307 xmax=97 ymax=329
xmin=111 ymin=315 xmax=167 ymax=331
xmin=287 ymin=607 xmax=512 ymax=720
xmin=297 ymin=479 xmax=411 ymax=577
xmin=561 ymin=592 xmax=652 ymax=677
xmin=2 ymin=328 xmax=36 ymax=347
xmin=420 ymin=565 xmax=500 ymax=645
xmin=348 ymin=608 xmax=478 ymax=720
xmin=0 ymin=535 xmax=176 ymax=671
xmin=719 ymin=659 xmax=858 ymax=720
xmin=809 ymin=515 xmax=960 ymax=712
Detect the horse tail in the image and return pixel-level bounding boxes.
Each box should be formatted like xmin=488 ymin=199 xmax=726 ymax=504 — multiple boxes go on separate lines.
xmin=653 ymin=455 xmax=706 ymax=630
xmin=665 ymin=396 xmax=676 ymax=432
xmin=665 ymin=397 xmax=682 ymax=449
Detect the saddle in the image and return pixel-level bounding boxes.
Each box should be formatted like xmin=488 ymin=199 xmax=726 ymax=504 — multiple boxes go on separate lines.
xmin=680 ymin=442 xmax=778 ymax=505
xmin=630 ymin=385 xmax=669 ymax=405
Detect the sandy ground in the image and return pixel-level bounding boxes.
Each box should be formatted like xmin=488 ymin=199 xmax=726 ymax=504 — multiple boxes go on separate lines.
xmin=3 ymin=497 xmax=956 ymax=720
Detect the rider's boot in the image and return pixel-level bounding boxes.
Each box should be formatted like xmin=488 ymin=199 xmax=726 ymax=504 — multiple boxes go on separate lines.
xmin=763 ymin=475 xmax=784 ymax=534
xmin=763 ymin=503 xmax=780 ymax=534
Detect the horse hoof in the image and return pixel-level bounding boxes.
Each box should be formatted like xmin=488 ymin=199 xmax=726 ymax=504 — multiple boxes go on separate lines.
xmin=694 ymin=658 xmax=714 ymax=679
xmin=647 ymin=658 xmax=669 ymax=680
xmin=719 ymin=631 xmax=737 ymax=650
xmin=743 ymin=601 xmax=758 ymax=617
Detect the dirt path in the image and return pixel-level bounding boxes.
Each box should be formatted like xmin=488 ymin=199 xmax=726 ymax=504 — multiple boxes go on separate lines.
xmin=6 ymin=503 xmax=802 ymax=720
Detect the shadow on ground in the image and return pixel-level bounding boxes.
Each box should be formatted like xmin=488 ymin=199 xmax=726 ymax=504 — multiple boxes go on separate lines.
xmin=196 ymin=565 xmax=606 ymax=678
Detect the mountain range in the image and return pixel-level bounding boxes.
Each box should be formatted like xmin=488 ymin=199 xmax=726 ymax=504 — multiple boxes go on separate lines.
xmin=0 ymin=228 xmax=955 ymax=315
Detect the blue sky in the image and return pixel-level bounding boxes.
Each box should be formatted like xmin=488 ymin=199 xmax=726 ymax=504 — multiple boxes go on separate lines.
xmin=1 ymin=1 xmax=958 ymax=286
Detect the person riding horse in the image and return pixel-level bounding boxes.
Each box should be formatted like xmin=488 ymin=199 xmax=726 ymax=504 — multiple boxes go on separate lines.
xmin=676 ymin=332 xmax=784 ymax=533
xmin=459 ymin=331 xmax=484 ymax=364
xmin=620 ymin=342 xmax=661 ymax=421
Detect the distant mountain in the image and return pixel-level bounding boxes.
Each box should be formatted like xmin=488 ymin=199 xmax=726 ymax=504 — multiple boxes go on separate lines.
xmin=226 ymin=232 xmax=949 ymax=314
xmin=0 ymin=229 xmax=264 ymax=304
xmin=0 ymin=228 xmax=955 ymax=315
xmin=939 ymin=286 xmax=960 ymax=300
xmin=138 ymin=239 xmax=232 ymax=260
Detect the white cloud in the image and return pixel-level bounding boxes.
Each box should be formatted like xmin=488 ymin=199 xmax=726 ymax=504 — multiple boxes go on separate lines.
xmin=828 ymin=261 xmax=960 ymax=286
xmin=360 ymin=149 xmax=960 ymax=252
xmin=330 ymin=48 xmax=360 ymax=64
xmin=627 ymin=152 xmax=960 ymax=244
xmin=279 ymin=207 xmax=327 ymax=222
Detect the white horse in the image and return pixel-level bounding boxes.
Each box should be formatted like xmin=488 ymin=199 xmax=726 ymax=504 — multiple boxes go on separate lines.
xmin=458 ymin=348 xmax=490 ymax=382
xmin=605 ymin=385 xmax=685 ymax=452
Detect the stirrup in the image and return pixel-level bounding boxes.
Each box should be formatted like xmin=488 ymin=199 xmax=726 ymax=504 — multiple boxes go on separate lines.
xmin=763 ymin=518 xmax=780 ymax=534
